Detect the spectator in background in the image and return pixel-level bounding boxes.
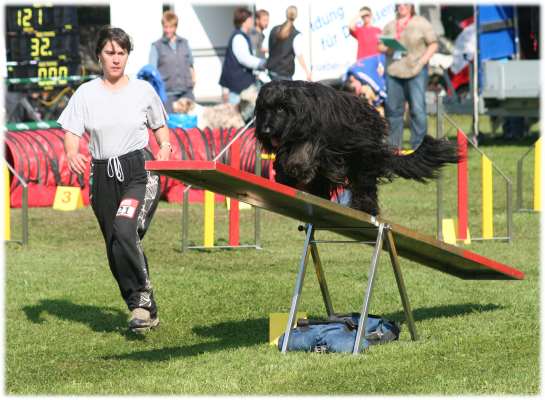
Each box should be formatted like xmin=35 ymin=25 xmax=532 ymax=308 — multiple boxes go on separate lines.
xmin=267 ymin=5 xmax=312 ymax=81
xmin=219 ymin=7 xmax=266 ymax=105
xmin=349 ymin=6 xmax=382 ymax=60
xmin=343 ymin=53 xmax=387 ymax=115
xmin=379 ymin=3 xmax=438 ymax=149
xmin=249 ymin=9 xmax=270 ymax=58
xmin=149 ymin=10 xmax=195 ymax=113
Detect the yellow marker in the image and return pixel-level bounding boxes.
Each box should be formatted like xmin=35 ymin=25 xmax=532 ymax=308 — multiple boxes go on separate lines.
xmin=441 ymin=218 xmax=457 ymax=246
xmin=269 ymin=312 xmax=307 ymax=346
xmin=482 ymin=155 xmax=494 ymax=239
xmin=52 ymin=186 xmax=84 ymax=211
xmin=4 ymin=166 xmax=11 ymax=240
xmin=462 ymin=226 xmax=471 ymax=245
xmin=225 ymin=197 xmax=251 ymax=211
xmin=400 ymin=149 xmax=414 ymax=155
xmin=239 ymin=202 xmax=252 ymax=210
xmin=534 ymin=138 xmax=541 ymax=211
xmin=203 ymin=190 xmax=215 ymax=247
xmin=260 ymin=153 xmax=276 ymax=160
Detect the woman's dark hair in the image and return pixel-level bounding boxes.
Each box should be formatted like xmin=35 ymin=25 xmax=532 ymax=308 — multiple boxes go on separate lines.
xmin=233 ymin=7 xmax=251 ymax=29
xmin=95 ymin=26 xmax=133 ymax=60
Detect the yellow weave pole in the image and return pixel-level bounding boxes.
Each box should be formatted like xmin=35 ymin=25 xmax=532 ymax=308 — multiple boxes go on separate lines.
xmin=4 ymin=165 xmax=11 ymax=240
xmin=534 ymin=138 xmax=541 ymax=211
xmin=203 ymin=190 xmax=215 ymax=247
xmin=482 ymin=155 xmax=494 ymax=239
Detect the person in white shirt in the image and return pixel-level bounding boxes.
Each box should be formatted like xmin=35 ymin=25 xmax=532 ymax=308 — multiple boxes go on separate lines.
xmin=58 ymin=26 xmax=171 ymax=333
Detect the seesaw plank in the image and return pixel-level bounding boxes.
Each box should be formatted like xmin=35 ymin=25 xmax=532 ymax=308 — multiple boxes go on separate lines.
xmin=147 ymin=160 xmax=524 ymax=280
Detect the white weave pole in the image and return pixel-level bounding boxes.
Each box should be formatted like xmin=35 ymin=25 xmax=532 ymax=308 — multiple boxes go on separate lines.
xmin=182 ymin=116 xmax=256 ymax=194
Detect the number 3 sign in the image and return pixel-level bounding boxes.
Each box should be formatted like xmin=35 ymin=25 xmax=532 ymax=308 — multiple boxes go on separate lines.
xmin=53 ymin=186 xmax=84 ymax=211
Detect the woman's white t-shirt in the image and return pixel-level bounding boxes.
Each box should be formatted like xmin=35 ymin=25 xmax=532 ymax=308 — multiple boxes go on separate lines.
xmin=58 ymin=77 xmax=167 ymax=160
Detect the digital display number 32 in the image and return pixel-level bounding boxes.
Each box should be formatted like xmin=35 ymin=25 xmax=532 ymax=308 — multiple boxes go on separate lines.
xmin=30 ymin=37 xmax=53 ymax=57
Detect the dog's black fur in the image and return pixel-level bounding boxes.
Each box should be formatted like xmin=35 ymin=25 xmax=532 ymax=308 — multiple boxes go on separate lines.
xmin=254 ymin=80 xmax=459 ymax=215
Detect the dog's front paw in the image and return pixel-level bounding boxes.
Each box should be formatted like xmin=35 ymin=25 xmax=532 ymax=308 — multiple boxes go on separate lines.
xmin=282 ymin=142 xmax=320 ymax=184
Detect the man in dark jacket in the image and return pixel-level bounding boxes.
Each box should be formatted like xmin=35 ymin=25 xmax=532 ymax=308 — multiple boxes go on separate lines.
xmin=219 ymin=7 xmax=266 ymax=105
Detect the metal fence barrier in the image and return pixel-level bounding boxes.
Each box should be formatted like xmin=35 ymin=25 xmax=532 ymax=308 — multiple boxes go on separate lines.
xmin=4 ymin=159 xmax=29 ymax=245
xmin=435 ymin=96 xmax=513 ymax=243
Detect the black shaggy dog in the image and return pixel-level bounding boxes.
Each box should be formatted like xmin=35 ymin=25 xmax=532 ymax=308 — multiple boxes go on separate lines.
xmin=254 ymin=80 xmax=459 ymax=216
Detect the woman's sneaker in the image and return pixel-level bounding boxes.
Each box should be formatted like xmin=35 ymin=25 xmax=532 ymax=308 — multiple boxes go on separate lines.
xmin=129 ymin=308 xmax=159 ymax=333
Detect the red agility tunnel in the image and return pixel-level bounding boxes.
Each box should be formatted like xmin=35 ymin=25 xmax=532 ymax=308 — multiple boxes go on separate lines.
xmin=5 ymin=127 xmax=272 ymax=208
xmin=155 ymin=127 xmax=269 ymax=203
xmin=5 ymin=129 xmax=91 ymax=207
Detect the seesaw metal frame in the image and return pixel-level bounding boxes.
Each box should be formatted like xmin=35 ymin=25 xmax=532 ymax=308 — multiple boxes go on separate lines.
xmin=145 ymin=159 xmax=524 ymax=355
xmin=281 ymin=222 xmax=418 ymax=355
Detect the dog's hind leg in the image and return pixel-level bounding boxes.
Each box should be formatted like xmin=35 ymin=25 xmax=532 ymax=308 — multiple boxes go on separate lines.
xmin=348 ymin=175 xmax=379 ymax=216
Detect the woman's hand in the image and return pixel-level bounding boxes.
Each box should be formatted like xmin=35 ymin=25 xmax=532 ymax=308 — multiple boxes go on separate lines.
xmin=64 ymin=131 xmax=87 ymax=174
xmin=378 ymin=42 xmax=391 ymax=55
xmin=67 ymin=152 xmax=88 ymax=174
xmin=153 ymin=125 xmax=172 ymax=161
xmin=156 ymin=145 xmax=171 ymax=161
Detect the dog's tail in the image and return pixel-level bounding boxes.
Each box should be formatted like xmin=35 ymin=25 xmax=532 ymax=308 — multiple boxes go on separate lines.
xmin=388 ymin=135 xmax=460 ymax=182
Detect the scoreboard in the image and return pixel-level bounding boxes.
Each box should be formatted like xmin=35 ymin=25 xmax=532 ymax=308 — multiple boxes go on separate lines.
xmin=5 ymin=5 xmax=81 ymax=90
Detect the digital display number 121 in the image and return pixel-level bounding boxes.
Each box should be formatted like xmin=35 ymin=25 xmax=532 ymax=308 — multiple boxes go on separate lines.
xmin=17 ymin=8 xmax=43 ymax=28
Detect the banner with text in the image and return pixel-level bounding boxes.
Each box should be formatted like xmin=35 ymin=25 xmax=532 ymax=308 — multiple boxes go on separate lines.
xmin=309 ymin=1 xmax=395 ymax=82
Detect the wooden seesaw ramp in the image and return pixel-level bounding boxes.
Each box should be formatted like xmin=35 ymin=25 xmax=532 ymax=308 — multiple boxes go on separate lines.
xmin=146 ymin=160 xmax=524 ymax=354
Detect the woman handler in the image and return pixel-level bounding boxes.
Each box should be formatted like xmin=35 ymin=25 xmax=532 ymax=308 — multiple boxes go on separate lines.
xmin=58 ymin=26 xmax=172 ymax=333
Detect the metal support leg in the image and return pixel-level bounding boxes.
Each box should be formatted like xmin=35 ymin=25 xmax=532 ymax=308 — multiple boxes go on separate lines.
xmin=254 ymin=146 xmax=262 ymax=249
xmin=181 ymin=188 xmax=190 ymax=252
xmin=506 ymin=180 xmax=513 ymax=243
xmin=21 ymin=185 xmax=29 ymax=245
xmin=516 ymin=159 xmax=523 ymax=211
xmin=254 ymin=207 xmax=261 ymax=249
xmin=353 ymin=223 xmax=385 ymax=354
xmin=436 ymin=96 xmax=444 ymax=241
xmin=309 ymin=241 xmax=335 ymax=318
xmin=385 ymin=229 xmax=418 ymax=341
xmin=281 ymin=223 xmax=313 ymax=353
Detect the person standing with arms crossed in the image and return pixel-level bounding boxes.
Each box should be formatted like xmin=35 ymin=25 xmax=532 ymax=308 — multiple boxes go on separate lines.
xmin=58 ymin=26 xmax=172 ymax=333
xmin=149 ymin=10 xmax=196 ymax=113
xmin=379 ymin=3 xmax=438 ymax=150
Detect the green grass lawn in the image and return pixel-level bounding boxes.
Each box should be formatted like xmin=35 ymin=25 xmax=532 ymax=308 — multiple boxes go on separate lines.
xmin=5 ymin=120 xmax=540 ymax=395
